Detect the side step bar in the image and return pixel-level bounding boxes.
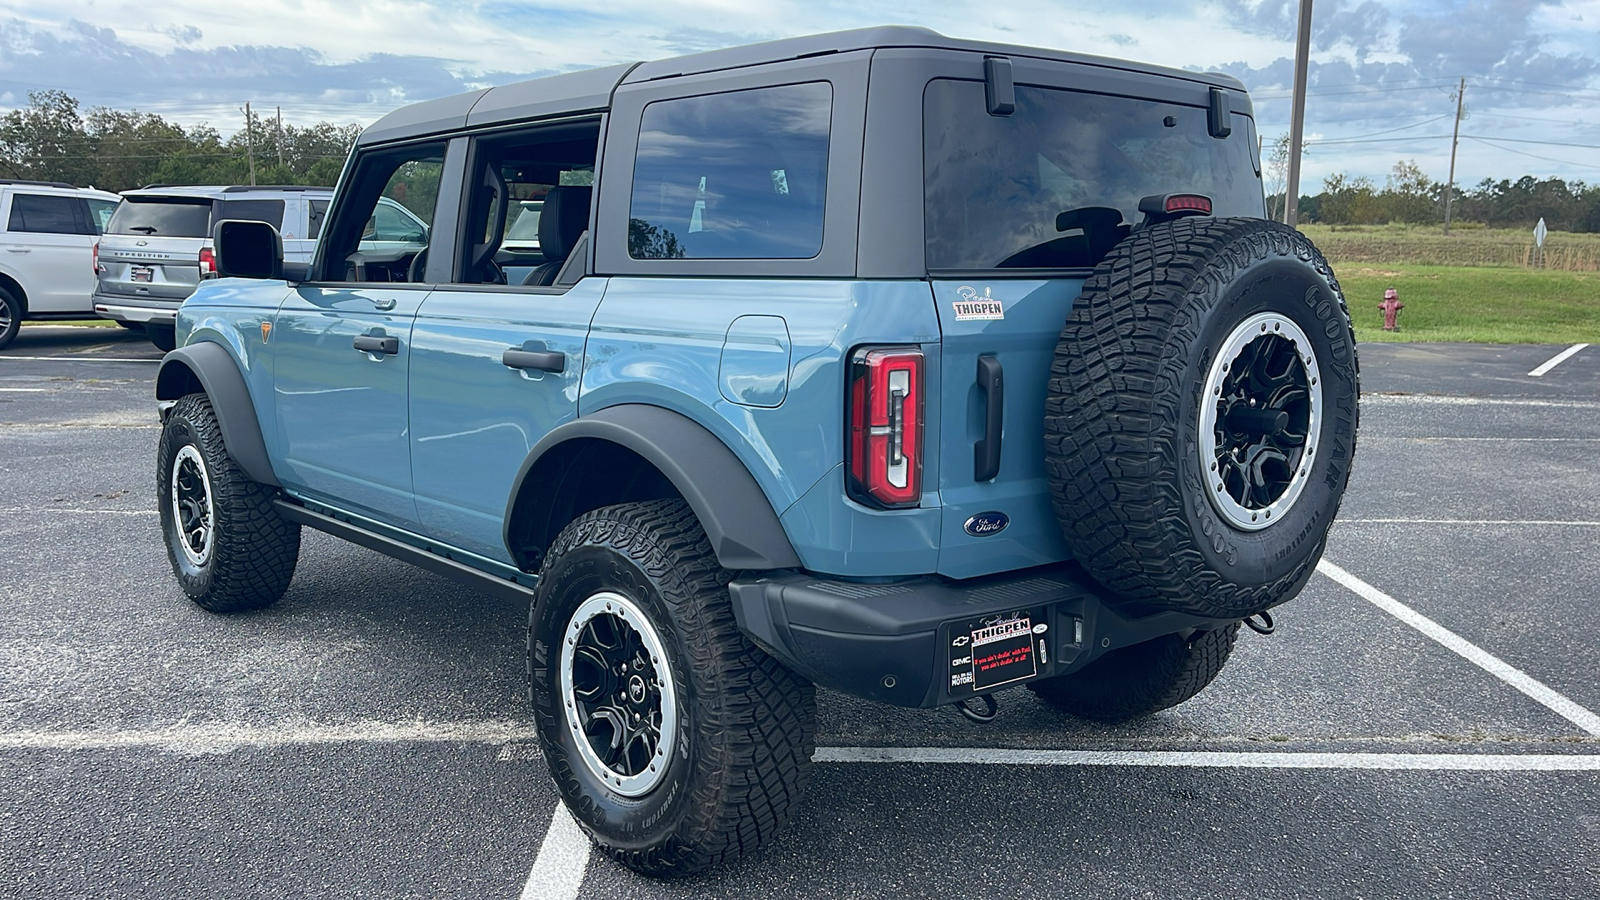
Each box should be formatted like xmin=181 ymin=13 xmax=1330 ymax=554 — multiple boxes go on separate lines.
xmin=272 ymin=499 xmax=537 ymax=605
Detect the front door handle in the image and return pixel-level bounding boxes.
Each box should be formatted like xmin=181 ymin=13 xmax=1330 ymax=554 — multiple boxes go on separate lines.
xmin=5 ymin=247 xmax=29 ymax=253
xmin=353 ymin=334 xmax=399 ymax=355
xmin=502 ymin=348 xmax=565 ymax=373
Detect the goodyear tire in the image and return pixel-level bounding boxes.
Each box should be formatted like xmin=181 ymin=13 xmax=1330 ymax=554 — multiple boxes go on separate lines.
xmin=157 ymin=393 xmax=301 ymax=612
xmin=1045 ymin=218 xmax=1359 ymax=619
xmin=528 ymin=499 xmax=816 ymax=877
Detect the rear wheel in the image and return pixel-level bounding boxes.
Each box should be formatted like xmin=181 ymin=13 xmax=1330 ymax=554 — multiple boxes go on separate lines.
xmin=1046 ymin=218 xmax=1359 ymax=619
xmin=157 ymin=393 xmax=300 ymax=612
xmin=529 ymin=499 xmax=816 ymax=878
xmin=0 ymin=288 xmax=21 ymax=350
xmin=1028 ymin=623 xmax=1240 ymax=723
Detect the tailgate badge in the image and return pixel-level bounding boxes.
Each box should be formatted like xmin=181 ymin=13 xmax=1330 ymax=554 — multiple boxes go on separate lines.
xmin=964 ymin=511 xmax=1009 ymax=537
xmin=953 ymin=285 xmax=1004 ymax=321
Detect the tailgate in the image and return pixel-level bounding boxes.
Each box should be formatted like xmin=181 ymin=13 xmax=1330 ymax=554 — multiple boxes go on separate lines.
xmin=931 ymin=279 xmax=1081 ymax=579
xmin=96 ymin=234 xmax=203 ymax=302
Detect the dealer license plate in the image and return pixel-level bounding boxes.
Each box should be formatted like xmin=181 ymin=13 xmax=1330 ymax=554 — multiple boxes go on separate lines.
xmin=947 ymin=610 xmax=1044 ymax=693
xmin=131 ymin=266 xmax=154 ymax=283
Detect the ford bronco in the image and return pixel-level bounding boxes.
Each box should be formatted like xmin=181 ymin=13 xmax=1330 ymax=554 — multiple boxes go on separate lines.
xmin=153 ymin=27 xmax=1358 ymax=876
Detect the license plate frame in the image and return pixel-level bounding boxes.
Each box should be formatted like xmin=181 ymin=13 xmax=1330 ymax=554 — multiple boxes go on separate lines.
xmin=130 ymin=266 xmax=154 ymax=283
xmin=946 ymin=606 xmax=1047 ymax=695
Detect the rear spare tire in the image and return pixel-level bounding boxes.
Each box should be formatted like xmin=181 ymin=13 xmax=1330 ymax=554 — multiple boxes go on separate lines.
xmin=1045 ymin=218 xmax=1358 ymax=619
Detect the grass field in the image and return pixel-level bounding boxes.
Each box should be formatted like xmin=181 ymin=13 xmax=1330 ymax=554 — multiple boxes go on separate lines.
xmin=1333 ymin=264 xmax=1600 ymax=343
xmin=1302 ymin=223 xmax=1600 ymax=272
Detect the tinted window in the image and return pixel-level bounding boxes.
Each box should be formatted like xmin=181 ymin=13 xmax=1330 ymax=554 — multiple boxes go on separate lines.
xmin=924 ymin=80 xmax=1264 ymax=270
xmin=220 ymin=198 xmax=285 ymax=228
xmin=106 ymin=197 xmax=213 ymax=237
xmin=628 ymin=82 xmax=831 ymax=260
xmin=85 ymin=199 xmax=118 ymax=233
xmin=7 ymin=193 xmax=80 ymax=234
xmin=308 ymin=200 xmax=329 ymax=239
xmin=319 ymin=146 xmax=444 ymax=282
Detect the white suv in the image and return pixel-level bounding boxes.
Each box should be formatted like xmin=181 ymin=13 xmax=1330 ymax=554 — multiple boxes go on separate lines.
xmin=0 ymin=180 xmax=121 ymax=350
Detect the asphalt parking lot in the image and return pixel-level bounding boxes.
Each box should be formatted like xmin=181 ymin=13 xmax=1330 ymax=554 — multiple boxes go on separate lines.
xmin=2 ymin=325 xmax=1597 ymax=898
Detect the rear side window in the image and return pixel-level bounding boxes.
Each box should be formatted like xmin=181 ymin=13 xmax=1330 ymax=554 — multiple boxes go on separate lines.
xmin=107 ymin=198 xmax=213 ymax=238
xmin=628 ymin=82 xmax=831 ymax=260
xmin=220 ymin=199 xmax=285 ymax=228
xmin=86 ymin=199 xmax=118 ymax=233
xmin=7 ymin=193 xmax=80 ymax=234
xmin=924 ymin=80 xmax=1264 ymax=270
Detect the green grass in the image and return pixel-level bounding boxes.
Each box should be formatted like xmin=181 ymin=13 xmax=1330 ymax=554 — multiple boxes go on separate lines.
xmin=1302 ymin=223 xmax=1600 ymax=272
xmin=1332 ymin=263 xmax=1600 ymax=344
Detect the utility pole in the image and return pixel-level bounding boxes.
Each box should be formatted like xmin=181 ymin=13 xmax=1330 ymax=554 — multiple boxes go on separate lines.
xmin=276 ymin=106 xmax=284 ymax=169
xmin=243 ymin=102 xmax=257 ymax=186
xmin=1443 ymin=77 xmax=1465 ymax=235
xmin=1284 ymin=0 xmax=1313 ymax=227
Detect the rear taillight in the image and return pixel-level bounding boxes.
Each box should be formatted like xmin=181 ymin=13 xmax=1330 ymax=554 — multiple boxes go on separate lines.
xmin=198 ymin=247 xmax=217 ymax=278
xmin=92 ymin=241 xmax=100 ymax=274
xmin=847 ymin=346 xmax=924 ymax=509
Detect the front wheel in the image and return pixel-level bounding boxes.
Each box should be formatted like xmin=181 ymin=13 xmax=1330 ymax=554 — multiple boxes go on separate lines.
xmin=157 ymin=393 xmax=300 ymax=611
xmin=529 ymin=499 xmax=816 ymax=877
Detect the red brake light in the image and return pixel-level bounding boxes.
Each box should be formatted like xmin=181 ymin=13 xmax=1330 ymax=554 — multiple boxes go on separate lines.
xmin=847 ymin=346 xmax=924 ymax=509
xmin=92 ymin=241 xmax=100 ymax=274
xmin=1165 ymin=194 xmax=1212 ymax=214
xmin=199 ymin=247 xmax=217 ymax=278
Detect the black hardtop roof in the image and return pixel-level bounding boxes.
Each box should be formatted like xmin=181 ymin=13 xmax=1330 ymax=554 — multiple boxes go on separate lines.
xmin=358 ymin=26 xmax=1249 ymax=147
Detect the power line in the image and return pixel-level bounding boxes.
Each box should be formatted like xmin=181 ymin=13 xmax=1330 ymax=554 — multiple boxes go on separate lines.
xmin=1464 ymin=136 xmax=1600 ymax=171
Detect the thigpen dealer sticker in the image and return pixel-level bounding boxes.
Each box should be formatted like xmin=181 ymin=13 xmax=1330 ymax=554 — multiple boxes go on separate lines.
xmin=952 ymin=285 xmax=1004 ymax=321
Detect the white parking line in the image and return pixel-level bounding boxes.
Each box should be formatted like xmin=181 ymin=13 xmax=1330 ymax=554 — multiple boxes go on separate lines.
xmin=1339 ymin=518 xmax=1600 ymax=527
xmin=1318 ymin=560 xmax=1600 ymax=737
xmin=814 ymin=747 xmax=1600 ymax=770
xmin=0 ymin=355 xmax=160 ymax=363
xmin=1529 ymin=343 xmax=1589 ymax=377
xmin=0 ymin=388 xmax=48 ymax=392
xmin=1361 ymin=395 xmax=1600 ymax=410
xmin=519 ymin=804 xmax=591 ymax=900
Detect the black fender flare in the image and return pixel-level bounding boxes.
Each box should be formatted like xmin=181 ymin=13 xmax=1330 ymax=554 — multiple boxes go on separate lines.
xmin=155 ymin=341 xmax=280 ymax=487
xmin=504 ymin=404 xmax=801 ymax=571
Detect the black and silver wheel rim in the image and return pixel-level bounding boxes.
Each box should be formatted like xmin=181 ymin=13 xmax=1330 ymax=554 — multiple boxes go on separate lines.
xmin=559 ymin=591 xmax=677 ymax=797
xmin=0 ymin=299 xmax=11 ymax=332
xmin=1199 ymin=312 xmax=1322 ymax=531
xmin=170 ymin=444 xmax=215 ymax=566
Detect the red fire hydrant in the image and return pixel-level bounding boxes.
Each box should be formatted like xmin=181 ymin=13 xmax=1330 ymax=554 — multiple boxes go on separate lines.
xmin=1379 ymin=287 xmax=1404 ymax=331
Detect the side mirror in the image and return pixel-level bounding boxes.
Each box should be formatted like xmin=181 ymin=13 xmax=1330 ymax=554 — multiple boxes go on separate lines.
xmin=212 ymin=219 xmax=283 ymax=280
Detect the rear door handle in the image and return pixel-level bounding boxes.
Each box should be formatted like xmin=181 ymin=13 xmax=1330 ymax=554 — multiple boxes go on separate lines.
xmin=502 ymin=348 xmax=566 ymax=373
xmin=974 ymin=355 xmax=1004 ymax=481
xmin=5 ymin=247 xmax=29 ymax=253
xmin=353 ymin=334 xmax=399 ymax=355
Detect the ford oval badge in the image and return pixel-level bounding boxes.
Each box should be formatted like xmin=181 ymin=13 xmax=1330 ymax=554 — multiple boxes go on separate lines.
xmin=963 ymin=511 xmax=1009 ymax=537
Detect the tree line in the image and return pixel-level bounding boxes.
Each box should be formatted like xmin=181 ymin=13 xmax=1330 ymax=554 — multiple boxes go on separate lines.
xmin=0 ymin=90 xmax=360 ymax=192
xmin=1263 ymin=133 xmax=1600 ymax=232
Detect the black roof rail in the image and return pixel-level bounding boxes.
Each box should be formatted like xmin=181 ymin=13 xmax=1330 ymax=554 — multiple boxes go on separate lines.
xmin=221 ymin=185 xmax=335 ymax=193
xmin=0 ymin=179 xmax=78 ymax=189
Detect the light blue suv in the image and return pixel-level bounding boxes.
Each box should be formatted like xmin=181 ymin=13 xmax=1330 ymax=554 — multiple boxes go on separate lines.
xmin=153 ymin=27 xmax=1358 ymax=876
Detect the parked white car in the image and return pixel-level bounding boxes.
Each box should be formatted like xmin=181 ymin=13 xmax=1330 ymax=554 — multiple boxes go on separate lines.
xmin=0 ymin=180 xmax=121 ymax=349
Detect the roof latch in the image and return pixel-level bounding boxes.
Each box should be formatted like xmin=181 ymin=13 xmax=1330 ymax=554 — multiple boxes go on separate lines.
xmin=985 ymin=57 xmax=1015 ymax=117
xmin=1208 ymin=87 xmax=1232 ymax=138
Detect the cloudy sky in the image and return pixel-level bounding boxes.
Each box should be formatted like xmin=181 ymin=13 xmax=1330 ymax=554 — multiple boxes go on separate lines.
xmin=1 ymin=0 xmax=1597 ymax=190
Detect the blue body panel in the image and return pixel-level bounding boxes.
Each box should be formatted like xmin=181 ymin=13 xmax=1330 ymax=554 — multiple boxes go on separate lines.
xmin=929 ymin=279 xmax=1080 ymax=578
xmin=584 ymin=279 xmax=943 ymax=577
xmin=407 ymin=281 xmax=608 ymax=562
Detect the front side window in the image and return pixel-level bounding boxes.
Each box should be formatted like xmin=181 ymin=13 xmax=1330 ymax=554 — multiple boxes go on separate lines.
xmin=319 ymin=145 xmax=444 ymax=283
xmin=924 ymin=80 xmax=1264 ymax=270
xmin=8 ymin=193 xmax=80 ymax=235
xmin=628 ymin=82 xmax=831 ymax=260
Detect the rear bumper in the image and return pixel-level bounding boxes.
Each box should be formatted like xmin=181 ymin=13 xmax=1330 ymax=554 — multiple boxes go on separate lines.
xmin=93 ymin=295 xmax=178 ymax=325
xmin=730 ymin=564 xmax=1240 ymax=708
